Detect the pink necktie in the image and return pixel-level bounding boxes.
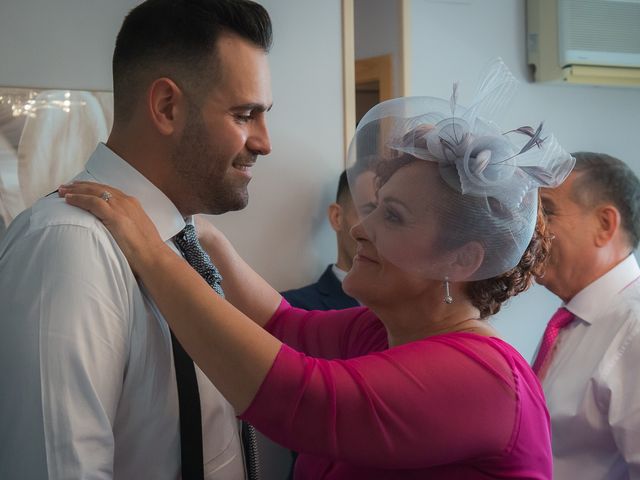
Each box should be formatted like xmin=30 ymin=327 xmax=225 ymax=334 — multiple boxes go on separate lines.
xmin=532 ymin=307 xmax=575 ymax=377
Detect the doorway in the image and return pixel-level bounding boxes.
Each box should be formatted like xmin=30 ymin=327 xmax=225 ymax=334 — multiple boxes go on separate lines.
xmin=355 ymin=54 xmax=392 ymax=125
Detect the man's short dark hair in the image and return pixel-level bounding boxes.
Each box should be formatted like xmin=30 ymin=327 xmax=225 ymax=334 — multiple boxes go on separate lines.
xmin=571 ymin=152 xmax=640 ymax=249
xmin=112 ymin=0 xmax=272 ymax=122
xmin=336 ymin=170 xmax=350 ymax=204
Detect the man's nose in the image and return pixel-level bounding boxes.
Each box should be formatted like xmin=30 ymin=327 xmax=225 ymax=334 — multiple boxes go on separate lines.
xmin=248 ymin=116 xmax=271 ymax=156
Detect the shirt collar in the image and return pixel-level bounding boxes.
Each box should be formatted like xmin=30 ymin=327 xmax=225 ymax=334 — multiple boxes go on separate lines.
xmin=567 ymin=254 xmax=640 ymax=324
xmin=84 ymin=143 xmax=186 ymax=242
xmin=331 ymin=264 xmax=348 ymax=283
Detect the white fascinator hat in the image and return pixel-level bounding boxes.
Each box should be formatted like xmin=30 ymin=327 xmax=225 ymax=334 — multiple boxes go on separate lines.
xmin=347 ymin=59 xmax=574 ymax=282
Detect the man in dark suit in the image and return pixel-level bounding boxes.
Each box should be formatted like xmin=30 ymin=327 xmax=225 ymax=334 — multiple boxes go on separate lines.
xmin=282 ymin=263 xmax=357 ymax=310
xmin=282 ymin=168 xmax=377 ymax=310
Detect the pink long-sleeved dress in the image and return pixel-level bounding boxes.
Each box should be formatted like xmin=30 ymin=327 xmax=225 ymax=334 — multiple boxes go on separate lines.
xmin=241 ymin=301 xmax=552 ymax=479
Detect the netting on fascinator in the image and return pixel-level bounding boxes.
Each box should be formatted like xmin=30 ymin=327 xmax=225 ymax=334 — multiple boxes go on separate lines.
xmin=346 ymin=59 xmax=574 ymax=282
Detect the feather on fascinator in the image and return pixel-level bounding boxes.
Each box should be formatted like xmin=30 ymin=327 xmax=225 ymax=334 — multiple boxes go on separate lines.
xmin=346 ymin=59 xmax=574 ymax=282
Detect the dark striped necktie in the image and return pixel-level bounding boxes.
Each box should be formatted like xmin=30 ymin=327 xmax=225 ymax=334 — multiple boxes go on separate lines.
xmin=173 ymin=223 xmax=261 ymax=480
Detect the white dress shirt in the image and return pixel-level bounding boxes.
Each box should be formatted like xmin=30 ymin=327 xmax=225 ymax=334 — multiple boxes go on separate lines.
xmin=543 ymin=254 xmax=640 ymax=479
xmin=0 ymin=144 xmax=245 ymax=479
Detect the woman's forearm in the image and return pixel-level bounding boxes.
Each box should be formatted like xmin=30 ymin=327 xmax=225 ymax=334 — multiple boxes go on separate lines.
xmin=141 ymin=243 xmax=283 ymax=412
xmin=197 ymin=219 xmax=282 ymax=327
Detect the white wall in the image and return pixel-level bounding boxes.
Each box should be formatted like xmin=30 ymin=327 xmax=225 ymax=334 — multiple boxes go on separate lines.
xmin=408 ymin=0 xmax=640 ymax=360
xmin=0 ymin=0 xmax=139 ymax=91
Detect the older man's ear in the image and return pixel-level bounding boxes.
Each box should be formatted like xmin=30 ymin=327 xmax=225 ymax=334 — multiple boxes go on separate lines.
xmin=593 ymin=204 xmax=622 ymax=248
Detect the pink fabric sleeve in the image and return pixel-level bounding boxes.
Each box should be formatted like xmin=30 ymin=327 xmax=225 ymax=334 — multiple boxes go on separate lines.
xmin=242 ymin=333 xmax=519 ymax=469
xmin=265 ymin=299 xmax=387 ymax=359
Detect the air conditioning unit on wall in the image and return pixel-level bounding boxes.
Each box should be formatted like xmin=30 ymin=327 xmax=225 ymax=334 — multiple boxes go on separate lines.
xmin=527 ymin=0 xmax=640 ymax=87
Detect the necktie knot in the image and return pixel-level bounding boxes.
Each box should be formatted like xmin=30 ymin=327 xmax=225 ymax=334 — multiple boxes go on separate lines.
xmin=548 ymin=307 xmax=574 ymax=331
xmin=532 ymin=307 xmax=575 ymax=377
xmin=174 ymin=224 xmax=224 ymax=297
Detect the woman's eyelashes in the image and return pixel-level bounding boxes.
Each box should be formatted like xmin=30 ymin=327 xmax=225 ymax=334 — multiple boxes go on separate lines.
xmin=358 ymin=203 xmax=376 ymax=216
xmin=383 ymin=206 xmax=403 ymax=225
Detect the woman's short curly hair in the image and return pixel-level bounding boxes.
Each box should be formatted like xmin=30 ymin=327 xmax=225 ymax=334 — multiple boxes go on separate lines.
xmin=465 ymin=204 xmax=551 ymax=318
xmin=375 ymin=156 xmax=552 ymax=318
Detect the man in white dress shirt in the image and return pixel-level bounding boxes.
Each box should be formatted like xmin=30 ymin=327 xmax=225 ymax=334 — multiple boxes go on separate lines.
xmin=536 ymin=152 xmax=640 ymax=479
xmin=0 ymin=0 xmax=273 ymax=478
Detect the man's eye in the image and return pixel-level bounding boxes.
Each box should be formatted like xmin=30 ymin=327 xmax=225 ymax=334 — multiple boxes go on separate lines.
xmin=235 ymin=114 xmax=252 ymax=122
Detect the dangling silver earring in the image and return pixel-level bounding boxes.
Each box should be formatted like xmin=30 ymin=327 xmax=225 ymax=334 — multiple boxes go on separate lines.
xmin=443 ymin=277 xmax=453 ymax=304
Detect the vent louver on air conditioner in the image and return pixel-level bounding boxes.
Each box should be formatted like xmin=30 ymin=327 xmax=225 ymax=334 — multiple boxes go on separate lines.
xmin=527 ymin=0 xmax=640 ymax=87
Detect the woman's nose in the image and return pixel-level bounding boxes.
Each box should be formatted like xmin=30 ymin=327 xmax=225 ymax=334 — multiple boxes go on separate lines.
xmin=350 ymin=220 xmax=369 ymax=242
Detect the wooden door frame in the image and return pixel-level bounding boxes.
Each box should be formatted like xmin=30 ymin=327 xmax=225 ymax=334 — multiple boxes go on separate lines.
xmin=342 ymin=0 xmax=410 ymax=160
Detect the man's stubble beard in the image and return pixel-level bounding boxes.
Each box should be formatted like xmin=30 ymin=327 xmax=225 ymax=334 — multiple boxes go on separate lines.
xmin=170 ymin=109 xmax=250 ymax=215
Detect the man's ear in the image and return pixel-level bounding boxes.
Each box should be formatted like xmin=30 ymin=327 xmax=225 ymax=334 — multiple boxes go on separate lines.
xmin=148 ymin=77 xmax=186 ymax=136
xmin=446 ymin=241 xmax=485 ymax=281
xmin=328 ymin=203 xmax=343 ymax=233
xmin=594 ymin=204 xmax=621 ymax=247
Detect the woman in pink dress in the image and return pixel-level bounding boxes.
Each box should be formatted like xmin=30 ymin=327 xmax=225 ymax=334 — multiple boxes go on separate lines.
xmin=60 ymin=61 xmax=573 ymax=479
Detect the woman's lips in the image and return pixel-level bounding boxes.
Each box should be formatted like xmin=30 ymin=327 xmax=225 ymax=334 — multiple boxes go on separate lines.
xmin=354 ymin=252 xmax=379 ymax=264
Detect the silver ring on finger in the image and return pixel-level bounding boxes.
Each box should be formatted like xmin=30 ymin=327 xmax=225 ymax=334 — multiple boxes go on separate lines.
xmin=101 ymin=191 xmax=113 ymax=203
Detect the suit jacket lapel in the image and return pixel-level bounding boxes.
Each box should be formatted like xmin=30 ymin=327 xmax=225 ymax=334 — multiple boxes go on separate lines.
xmin=317 ymin=265 xmax=358 ymax=310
